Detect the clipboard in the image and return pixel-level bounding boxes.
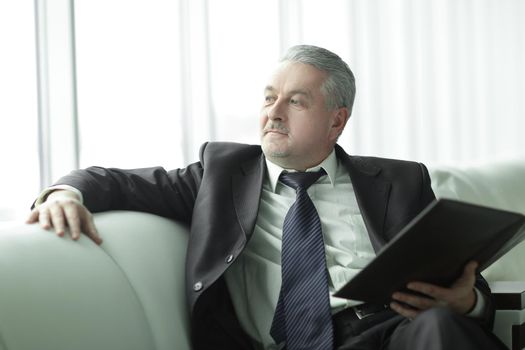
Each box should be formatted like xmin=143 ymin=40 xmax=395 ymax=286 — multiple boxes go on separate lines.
xmin=333 ymin=199 xmax=525 ymax=304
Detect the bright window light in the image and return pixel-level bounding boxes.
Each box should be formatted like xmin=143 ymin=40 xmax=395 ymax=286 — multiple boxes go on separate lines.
xmin=74 ymin=0 xmax=184 ymax=169
xmin=0 ymin=1 xmax=39 ymax=221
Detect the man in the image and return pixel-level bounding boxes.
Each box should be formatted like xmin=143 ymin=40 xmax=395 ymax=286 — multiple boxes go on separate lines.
xmin=28 ymin=45 xmax=504 ymax=350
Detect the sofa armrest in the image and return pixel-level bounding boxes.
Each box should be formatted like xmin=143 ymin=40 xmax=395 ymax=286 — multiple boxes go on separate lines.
xmin=0 ymin=211 xmax=191 ymax=350
xmin=491 ymin=281 xmax=525 ymax=350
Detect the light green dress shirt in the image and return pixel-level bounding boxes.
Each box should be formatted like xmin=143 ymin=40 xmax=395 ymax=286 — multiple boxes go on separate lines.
xmin=224 ymin=150 xmax=376 ymax=350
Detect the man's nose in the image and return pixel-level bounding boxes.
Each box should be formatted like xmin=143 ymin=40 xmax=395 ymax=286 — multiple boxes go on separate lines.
xmin=267 ymin=100 xmax=285 ymax=121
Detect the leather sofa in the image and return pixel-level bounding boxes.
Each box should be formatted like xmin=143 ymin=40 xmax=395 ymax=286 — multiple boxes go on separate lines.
xmin=0 ymin=159 xmax=524 ymax=350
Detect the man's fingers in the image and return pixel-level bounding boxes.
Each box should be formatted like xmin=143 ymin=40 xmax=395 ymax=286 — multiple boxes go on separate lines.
xmin=449 ymin=261 xmax=477 ymax=293
xmin=402 ymin=261 xmax=478 ymax=315
xmin=466 ymin=260 xmax=478 ymax=271
xmin=406 ymin=282 xmax=450 ymax=301
xmin=63 ymin=205 xmax=102 ymax=245
xmin=39 ymin=209 xmax=52 ymax=230
xmin=26 ymin=208 xmax=39 ymax=223
xmin=392 ymin=291 xmax=438 ymax=310
xmin=62 ymin=204 xmax=83 ymax=240
xmin=85 ymin=218 xmax=103 ymax=245
xmin=390 ymin=301 xmax=419 ymax=320
xmin=49 ymin=204 xmax=67 ymax=236
xmin=462 ymin=261 xmax=478 ymax=280
xmin=26 ymin=197 xmax=100 ymax=245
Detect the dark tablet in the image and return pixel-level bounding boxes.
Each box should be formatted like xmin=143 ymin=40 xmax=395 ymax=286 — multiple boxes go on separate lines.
xmin=334 ymin=199 xmax=525 ymax=304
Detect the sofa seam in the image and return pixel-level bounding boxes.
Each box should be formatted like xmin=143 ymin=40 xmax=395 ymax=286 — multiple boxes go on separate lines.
xmin=94 ymin=243 xmax=159 ymax=350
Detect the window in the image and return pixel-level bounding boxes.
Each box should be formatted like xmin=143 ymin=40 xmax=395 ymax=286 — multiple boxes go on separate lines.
xmin=74 ymin=0 xmax=184 ymax=169
xmin=0 ymin=1 xmax=39 ymax=221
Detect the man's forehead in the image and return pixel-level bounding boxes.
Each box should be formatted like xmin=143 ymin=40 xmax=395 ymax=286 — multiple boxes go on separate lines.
xmin=264 ymin=85 xmax=311 ymax=97
xmin=264 ymin=62 xmax=325 ymax=94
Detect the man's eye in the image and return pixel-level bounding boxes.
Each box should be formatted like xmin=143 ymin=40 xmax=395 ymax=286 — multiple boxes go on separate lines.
xmin=265 ymin=96 xmax=276 ymax=104
xmin=290 ymin=98 xmax=300 ymax=105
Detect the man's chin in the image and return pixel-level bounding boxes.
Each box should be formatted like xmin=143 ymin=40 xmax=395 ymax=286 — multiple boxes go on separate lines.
xmin=261 ymin=143 xmax=290 ymax=159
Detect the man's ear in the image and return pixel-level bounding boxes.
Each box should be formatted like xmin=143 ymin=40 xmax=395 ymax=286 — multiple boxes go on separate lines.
xmin=329 ymin=107 xmax=349 ymax=140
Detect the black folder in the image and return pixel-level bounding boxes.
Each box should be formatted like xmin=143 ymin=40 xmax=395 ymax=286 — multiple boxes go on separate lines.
xmin=333 ymin=198 xmax=525 ymax=304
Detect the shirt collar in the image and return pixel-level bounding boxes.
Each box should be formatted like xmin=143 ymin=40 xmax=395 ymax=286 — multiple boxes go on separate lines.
xmin=265 ymin=149 xmax=338 ymax=193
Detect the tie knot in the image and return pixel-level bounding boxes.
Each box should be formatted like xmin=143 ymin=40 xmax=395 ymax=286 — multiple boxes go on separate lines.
xmin=279 ymin=169 xmax=326 ymax=191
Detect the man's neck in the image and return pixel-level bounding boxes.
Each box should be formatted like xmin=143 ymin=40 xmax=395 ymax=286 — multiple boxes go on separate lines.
xmin=265 ymin=151 xmax=334 ymax=172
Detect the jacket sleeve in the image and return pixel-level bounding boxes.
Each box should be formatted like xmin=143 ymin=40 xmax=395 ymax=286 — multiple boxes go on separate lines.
xmin=56 ymin=164 xmax=202 ymax=222
xmin=50 ymin=145 xmax=208 ymax=224
xmin=473 ymin=273 xmax=496 ymax=329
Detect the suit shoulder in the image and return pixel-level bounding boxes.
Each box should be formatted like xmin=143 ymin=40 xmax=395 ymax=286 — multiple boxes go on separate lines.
xmin=348 ymin=155 xmax=428 ymax=181
xmin=335 ymin=144 xmax=426 ymax=174
xmin=355 ymin=155 xmax=424 ymax=168
xmin=199 ymin=142 xmax=262 ymax=165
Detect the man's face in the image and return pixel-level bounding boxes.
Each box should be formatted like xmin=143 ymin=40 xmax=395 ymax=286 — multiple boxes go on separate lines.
xmin=260 ymin=62 xmax=348 ymax=170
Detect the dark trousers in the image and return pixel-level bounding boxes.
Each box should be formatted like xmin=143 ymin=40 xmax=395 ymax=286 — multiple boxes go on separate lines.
xmin=334 ymin=307 xmax=507 ymax=350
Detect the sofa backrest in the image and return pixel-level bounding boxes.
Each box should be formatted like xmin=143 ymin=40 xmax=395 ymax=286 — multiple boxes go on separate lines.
xmin=429 ymin=158 xmax=525 ymax=282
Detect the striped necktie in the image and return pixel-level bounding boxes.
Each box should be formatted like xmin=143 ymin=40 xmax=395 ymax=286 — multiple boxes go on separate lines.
xmin=270 ymin=169 xmax=333 ymax=350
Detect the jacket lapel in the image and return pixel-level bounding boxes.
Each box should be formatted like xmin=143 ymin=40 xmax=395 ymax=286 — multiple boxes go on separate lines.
xmin=232 ymin=154 xmax=266 ymax=242
xmin=336 ymin=145 xmax=391 ymax=252
xmin=231 ymin=147 xmax=391 ymax=252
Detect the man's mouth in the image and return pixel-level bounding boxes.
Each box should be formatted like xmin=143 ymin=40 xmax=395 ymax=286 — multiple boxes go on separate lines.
xmin=264 ymin=129 xmax=288 ymax=135
xmin=263 ymin=123 xmax=289 ymax=135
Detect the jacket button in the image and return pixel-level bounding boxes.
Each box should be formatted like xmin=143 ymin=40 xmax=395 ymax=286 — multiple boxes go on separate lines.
xmin=225 ymin=254 xmax=234 ymax=264
xmin=193 ymin=282 xmax=203 ymax=291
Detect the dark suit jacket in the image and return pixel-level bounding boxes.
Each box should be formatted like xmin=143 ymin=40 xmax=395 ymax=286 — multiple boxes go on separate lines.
xmin=55 ymin=142 xmax=495 ymax=349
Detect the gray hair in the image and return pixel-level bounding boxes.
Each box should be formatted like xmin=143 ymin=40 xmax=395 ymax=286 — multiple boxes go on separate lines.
xmin=280 ymin=45 xmax=356 ymax=115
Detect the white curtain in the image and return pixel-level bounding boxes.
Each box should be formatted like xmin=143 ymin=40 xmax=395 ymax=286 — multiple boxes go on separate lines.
xmin=74 ymin=0 xmax=525 ymax=168
xmin=1 ymin=0 xmax=525 ymax=221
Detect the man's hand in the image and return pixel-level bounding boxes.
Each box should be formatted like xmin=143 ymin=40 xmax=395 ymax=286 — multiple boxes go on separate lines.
xmin=26 ymin=190 xmax=103 ymax=245
xmin=390 ymin=261 xmax=478 ymax=319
